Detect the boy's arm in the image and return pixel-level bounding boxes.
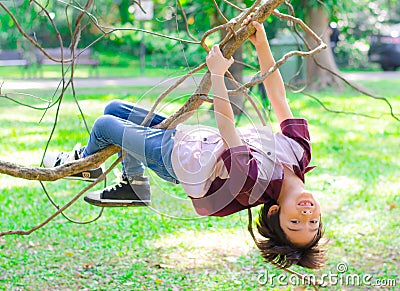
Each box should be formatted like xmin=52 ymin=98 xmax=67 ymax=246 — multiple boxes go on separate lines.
xmin=243 ymin=18 xmax=293 ymax=124
xmin=206 ymin=45 xmax=243 ymax=149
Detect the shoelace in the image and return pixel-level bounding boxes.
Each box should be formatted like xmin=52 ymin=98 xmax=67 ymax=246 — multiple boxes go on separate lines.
xmin=55 ymin=145 xmax=84 ymax=166
xmin=55 ymin=151 xmax=74 ymax=166
xmin=76 ymin=146 xmax=85 ymax=159
xmin=104 ymin=180 xmax=128 ymax=192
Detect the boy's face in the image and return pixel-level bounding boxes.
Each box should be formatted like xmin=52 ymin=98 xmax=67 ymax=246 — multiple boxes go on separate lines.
xmin=278 ymin=190 xmax=321 ymax=247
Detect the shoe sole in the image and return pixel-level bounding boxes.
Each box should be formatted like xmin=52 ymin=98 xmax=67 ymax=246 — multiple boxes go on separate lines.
xmin=64 ymin=176 xmax=100 ymax=182
xmin=84 ymin=195 xmax=151 ymax=207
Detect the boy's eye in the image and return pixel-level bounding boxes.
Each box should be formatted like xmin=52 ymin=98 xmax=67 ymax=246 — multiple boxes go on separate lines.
xmin=310 ymin=220 xmax=319 ymax=224
xmin=290 ymin=220 xmax=300 ymax=224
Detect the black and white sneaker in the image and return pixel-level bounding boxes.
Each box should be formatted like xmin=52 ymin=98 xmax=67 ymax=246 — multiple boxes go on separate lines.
xmin=43 ymin=145 xmax=104 ymax=182
xmin=84 ymin=176 xmax=151 ymax=207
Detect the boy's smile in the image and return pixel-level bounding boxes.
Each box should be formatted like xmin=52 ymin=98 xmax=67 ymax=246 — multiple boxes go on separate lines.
xmin=271 ymin=183 xmax=322 ymax=247
xmin=281 ymin=191 xmax=321 ymax=246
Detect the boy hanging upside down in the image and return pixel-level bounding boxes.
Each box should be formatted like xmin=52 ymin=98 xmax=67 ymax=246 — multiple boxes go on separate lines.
xmin=45 ymin=16 xmax=327 ymax=269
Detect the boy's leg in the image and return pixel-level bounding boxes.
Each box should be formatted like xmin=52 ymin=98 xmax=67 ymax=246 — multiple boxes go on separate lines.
xmin=82 ymin=114 xmax=151 ymax=206
xmin=84 ymin=100 xmax=169 ymax=179
xmin=82 ymin=112 xmax=178 ymax=207
xmin=82 ymin=113 xmax=177 ymax=207
xmin=81 ymin=115 xmax=145 ymax=177
xmin=44 ymin=101 xmax=168 ymax=185
xmin=82 ymin=113 xmax=176 ymax=181
xmin=45 ymin=101 xmax=174 ymax=206
xmin=103 ymin=100 xmax=165 ymax=127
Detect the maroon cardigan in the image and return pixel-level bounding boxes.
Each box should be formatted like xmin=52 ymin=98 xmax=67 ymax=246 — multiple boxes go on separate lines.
xmin=190 ymin=118 xmax=313 ymax=217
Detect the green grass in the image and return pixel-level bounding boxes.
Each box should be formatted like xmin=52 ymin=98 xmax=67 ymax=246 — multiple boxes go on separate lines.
xmin=0 ymin=52 xmax=208 ymax=80
xmin=0 ymin=79 xmax=399 ymax=290
xmin=0 ymin=63 xmax=184 ymax=79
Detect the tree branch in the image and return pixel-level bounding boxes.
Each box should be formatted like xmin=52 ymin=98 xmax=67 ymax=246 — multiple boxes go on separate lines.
xmin=272 ymin=7 xmax=399 ymax=122
xmin=155 ymin=0 xmax=285 ymax=129
xmin=0 ymin=145 xmax=119 ymax=181
xmin=0 ymin=155 xmax=121 ymax=237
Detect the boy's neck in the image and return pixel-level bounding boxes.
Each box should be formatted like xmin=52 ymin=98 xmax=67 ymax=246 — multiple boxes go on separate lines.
xmin=277 ymin=165 xmax=305 ymax=204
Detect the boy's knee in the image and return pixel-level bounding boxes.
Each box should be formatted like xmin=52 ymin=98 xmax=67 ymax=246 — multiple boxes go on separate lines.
xmin=93 ymin=115 xmax=113 ymax=133
xmin=104 ymin=99 xmax=123 ymax=115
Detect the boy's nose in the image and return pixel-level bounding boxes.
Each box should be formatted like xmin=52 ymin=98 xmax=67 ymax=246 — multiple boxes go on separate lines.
xmin=302 ymin=209 xmax=313 ymax=215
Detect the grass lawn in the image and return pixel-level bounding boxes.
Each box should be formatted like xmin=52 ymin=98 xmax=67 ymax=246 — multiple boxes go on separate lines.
xmin=0 ymin=64 xmax=184 ymax=80
xmin=0 ymin=53 xmax=208 ymax=80
xmin=0 ymin=78 xmax=399 ymax=290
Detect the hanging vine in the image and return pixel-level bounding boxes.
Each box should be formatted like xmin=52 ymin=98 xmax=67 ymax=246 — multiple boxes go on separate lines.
xmin=0 ymin=1 xmax=398 ymax=288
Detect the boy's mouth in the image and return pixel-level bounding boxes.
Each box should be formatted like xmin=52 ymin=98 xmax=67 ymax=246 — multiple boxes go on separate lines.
xmin=298 ymin=200 xmax=314 ymax=207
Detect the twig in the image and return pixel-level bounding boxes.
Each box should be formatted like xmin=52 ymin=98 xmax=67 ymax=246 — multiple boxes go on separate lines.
xmin=157 ymin=0 xmax=285 ymax=129
xmin=0 ymin=93 xmax=57 ymax=110
xmin=141 ymin=63 xmax=207 ymax=126
xmin=57 ymin=0 xmax=200 ymax=45
xmin=39 ymin=180 xmax=105 ymax=225
xmin=219 ymin=0 xmax=260 ymax=48
xmin=212 ymin=0 xmax=229 ymax=23
xmin=225 ymin=71 xmax=267 ymax=126
xmin=133 ymin=0 xmax=148 ymax=14
xmin=72 ymin=0 xmax=94 ymax=48
xmin=234 ymin=8 xmax=327 ymax=92
xmin=201 ymin=22 xmax=233 ymax=52
xmin=221 ymin=0 xmax=244 ymax=12
xmin=236 ymin=44 xmax=326 ymax=91
xmin=273 ymin=8 xmax=399 ymax=122
xmin=176 ymin=0 xmax=199 ymax=41
xmin=0 ymin=156 xmax=121 ymax=237
xmin=0 ymin=1 xmax=70 ymax=63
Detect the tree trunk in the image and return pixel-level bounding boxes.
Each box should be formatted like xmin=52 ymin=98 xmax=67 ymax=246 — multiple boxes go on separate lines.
xmin=305 ymin=6 xmax=342 ymax=90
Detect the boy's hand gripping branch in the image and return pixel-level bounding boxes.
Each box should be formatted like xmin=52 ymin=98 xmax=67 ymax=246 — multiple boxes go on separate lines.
xmin=206 ymin=45 xmax=234 ymax=76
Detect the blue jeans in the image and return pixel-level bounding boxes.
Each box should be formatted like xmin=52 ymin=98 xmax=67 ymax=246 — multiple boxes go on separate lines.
xmin=82 ymin=100 xmax=178 ymax=183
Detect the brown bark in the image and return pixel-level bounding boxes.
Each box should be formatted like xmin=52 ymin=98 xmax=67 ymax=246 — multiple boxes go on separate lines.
xmin=228 ymin=46 xmax=246 ymax=116
xmin=218 ymin=16 xmax=245 ymax=116
xmin=305 ymin=6 xmax=342 ymax=90
xmin=0 ymin=145 xmax=119 ymax=181
xmin=155 ymin=0 xmax=285 ymax=129
xmin=0 ymin=0 xmax=285 ymax=181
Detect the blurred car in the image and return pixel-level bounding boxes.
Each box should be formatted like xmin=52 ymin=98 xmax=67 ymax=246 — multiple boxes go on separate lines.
xmin=368 ymin=25 xmax=400 ymax=71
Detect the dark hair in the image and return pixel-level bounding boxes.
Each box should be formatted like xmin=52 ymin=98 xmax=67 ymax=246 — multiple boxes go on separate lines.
xmin=248 ymin=204 xmax=328 ymax=269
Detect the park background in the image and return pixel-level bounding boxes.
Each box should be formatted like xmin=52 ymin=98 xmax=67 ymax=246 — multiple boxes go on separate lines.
xmin=0 ymin=0 xmax=399 ymax=290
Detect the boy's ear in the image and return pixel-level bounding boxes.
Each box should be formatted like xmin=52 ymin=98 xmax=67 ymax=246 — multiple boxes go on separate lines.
xmin=267 ymin=205 xmax=279 ymax=217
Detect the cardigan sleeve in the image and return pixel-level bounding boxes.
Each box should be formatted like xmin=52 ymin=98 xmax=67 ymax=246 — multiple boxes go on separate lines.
xmin=219 ymin=144 xmax=259 ymax=206
xmin=280 ymin=118 xmax=312 ymax=170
